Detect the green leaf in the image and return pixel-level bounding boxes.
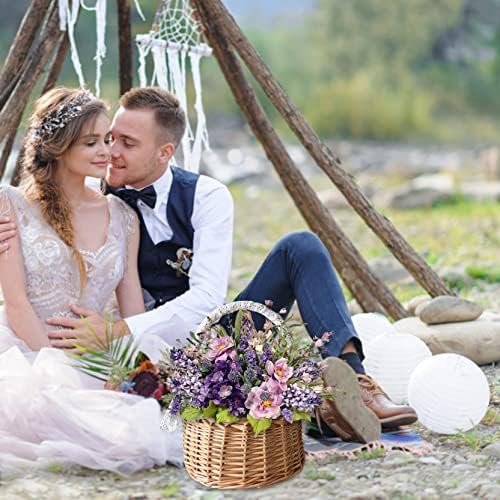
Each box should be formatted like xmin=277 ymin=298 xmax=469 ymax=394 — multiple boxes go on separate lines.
xmin=215 ymin=407 xmax=239 ymax=424
xmin=292 ymin=411 xmax=312 ymax=422
xmin=233 ymin=309 xmax=244 ymax=342
xmin=201 ymin=401 xmax=218 ymax=418
xmin=247 ymin=414 xmax=272 ymax=435
xmin=181 ymin=406 xmax=202 ymax=421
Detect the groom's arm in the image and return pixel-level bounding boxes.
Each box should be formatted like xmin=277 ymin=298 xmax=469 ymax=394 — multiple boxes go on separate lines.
xmin=124 ymin=178 xmax=233 ymax=345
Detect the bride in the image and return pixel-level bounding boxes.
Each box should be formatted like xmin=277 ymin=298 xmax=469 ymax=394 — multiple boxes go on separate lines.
xmin=0 ymin=87 xmax=182 ymax=475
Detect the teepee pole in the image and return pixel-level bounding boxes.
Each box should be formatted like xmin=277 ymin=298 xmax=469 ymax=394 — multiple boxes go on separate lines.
xmin=195 ymin=0 xmax=454 ymax=300
xmin=0 ymin=0 xmax=51 ymax=109
xmin=0 ymin=0 xmax=61 ymax=145
xmin=9 ymin=32 xmax=70 ymax=187
xmin=117 ymin=0 xmax=133 ymax=95
xmin=193 ymin=0 xmax=407 ymax=319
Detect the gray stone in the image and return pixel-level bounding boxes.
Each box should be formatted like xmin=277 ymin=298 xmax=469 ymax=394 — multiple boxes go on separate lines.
xmin=462 ymin=181 xmax=500 ymax=202
xmin=388 ymin=186 xmax=453 ymax=209
xmin=405 ymin=295 xmax=431 ymax=316
xmin=369 ymin=256 xmax=411 ymax=283
xmin=482 ymin=442 xmax=500 ymax=459
xmin=393 ymin=315 xmax=500 ymax=364
xmin=419 ymin=456 xmax=441 ymax=465
xmin=417 ymin=296 xmax=483 ymax=324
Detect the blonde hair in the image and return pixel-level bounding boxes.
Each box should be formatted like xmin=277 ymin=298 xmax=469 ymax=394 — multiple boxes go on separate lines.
xmin=20 ymin=87 xmax=108 ymax=294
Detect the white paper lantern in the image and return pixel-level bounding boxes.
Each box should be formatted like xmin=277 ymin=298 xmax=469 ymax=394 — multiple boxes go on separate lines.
xmin=408 ymin=354 xmax=490 ymax=434
xmin=363 ymin=333 xmax=432 ymax=404
xmin=351 ymin=312 xmax=397 ymax=346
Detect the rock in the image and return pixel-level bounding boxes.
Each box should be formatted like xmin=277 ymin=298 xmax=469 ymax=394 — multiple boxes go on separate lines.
xmin=411 ymin=173 xmax=454 ymax=192
xmin=388 ymin=186 xmax=453 ymax=209
xmin=482 ymin=442 xmax=500 ymax=459
xmin=392 ymin=316 xmax=500 ymax=365
xmin=414 ymin=301 xmax=430 ymax=317
xmin=462 ymin=181 xmax=500 ymax=202
xmin=417 ymin=296 xmax=483 ymax=324
xmin=369 ymin=256 xmax=411 ymax=283
xmin=405 ymin=295 xmax=431 ymax=316
xmin=419 ymin=456 xmax=441 ymax=465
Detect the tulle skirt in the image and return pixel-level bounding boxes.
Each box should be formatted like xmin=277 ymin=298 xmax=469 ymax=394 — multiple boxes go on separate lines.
xmin=0 ymin=326 xmax=183 ymax=476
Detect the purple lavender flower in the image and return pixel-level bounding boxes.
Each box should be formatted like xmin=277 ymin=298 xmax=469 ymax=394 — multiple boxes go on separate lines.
xmin=282 ymin=383 xmax=322 ymax=413
xmin=219 ymin=384 xmax=233 ymax=399
xmin=260 ymin=343 xmax=273 ymax=363
xmin=281 ymin=407 xmax=293 ymax=423
xmin=293 ymin=362 xmax=321 ymax=384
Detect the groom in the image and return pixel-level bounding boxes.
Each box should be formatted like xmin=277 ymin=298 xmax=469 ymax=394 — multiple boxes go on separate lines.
xmin=0 ymin=87 xmax=417 ymax=442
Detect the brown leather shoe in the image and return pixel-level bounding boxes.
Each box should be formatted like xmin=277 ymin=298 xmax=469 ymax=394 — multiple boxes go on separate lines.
xmin=317 ymin=358 xmax=381 ymax=443
xmin=357 ymin=374 xmax=418 ymax=429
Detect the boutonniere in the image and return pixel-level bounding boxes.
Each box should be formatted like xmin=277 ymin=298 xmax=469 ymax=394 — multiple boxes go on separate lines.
xmin=166 ymin=247 xmax=194 ymax=277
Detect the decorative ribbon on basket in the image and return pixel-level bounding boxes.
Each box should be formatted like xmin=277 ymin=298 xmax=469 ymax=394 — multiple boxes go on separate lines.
xmin=163 ymin=300 xmax=310 ymax=489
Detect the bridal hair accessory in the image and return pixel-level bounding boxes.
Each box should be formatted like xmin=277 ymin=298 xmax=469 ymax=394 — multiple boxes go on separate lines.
xmin=31 ymin=91 xmax=95 ymax=141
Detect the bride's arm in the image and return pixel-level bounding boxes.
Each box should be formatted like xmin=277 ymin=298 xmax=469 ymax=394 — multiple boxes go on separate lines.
xmin=0 ymin=195 xmax=50 ymax=350
xmin=115 ymin=211 xmax=145 ymax=318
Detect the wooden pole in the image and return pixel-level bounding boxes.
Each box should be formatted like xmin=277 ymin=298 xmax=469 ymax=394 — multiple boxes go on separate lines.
xmin=9 ymin=32 xmax=70 ymax=186
xmin=0 ymin=0 xmax=52 ymax=108
xmin=0 ymin=1 xmax=60 ymax=144
xmin=117 ymin=0 xmax=133 ymax=95
xmin=192 ymin=0 xmax=407 ymax=319
xmin=195 ymin=0 xmax=454 ymax=299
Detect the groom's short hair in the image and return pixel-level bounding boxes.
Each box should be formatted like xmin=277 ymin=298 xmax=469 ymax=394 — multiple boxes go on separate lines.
xmin=119 ymin=87 xmax=186 ymax=147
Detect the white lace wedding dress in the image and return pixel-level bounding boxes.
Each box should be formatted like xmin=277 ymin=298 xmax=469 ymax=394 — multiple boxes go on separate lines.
xmin=0 ymin=185 xmax=183 ymax=476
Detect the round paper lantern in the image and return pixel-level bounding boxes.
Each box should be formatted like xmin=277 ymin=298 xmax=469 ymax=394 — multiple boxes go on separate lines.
xmin=351 ymin=312 xmax=397 ymax=346
xmin=363 ymin=333 xmax=432 ymax=404
xmin=408 ymin=354 xmax=490 ymax=434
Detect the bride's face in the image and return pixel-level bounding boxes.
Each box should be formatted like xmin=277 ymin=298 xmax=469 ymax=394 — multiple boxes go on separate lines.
xmin=58 ymin=113 xmax=112 ymax=179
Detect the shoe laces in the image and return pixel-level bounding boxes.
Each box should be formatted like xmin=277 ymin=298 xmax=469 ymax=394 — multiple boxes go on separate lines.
xmin=357 ymin=374 xmax=386 ymax=397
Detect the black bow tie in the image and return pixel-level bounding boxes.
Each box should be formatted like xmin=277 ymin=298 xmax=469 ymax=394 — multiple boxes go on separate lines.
xmin=114 ymin=185 xmax=157 ymax=209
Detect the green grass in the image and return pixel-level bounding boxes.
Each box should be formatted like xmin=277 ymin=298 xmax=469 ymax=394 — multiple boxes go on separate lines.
xmin=304 ymin=468 xmax=336 ymax=481
xmin=229 ymin=180 xmax=500 ymax=305
xmin=357 ymin=448 xmax=386 ymax=460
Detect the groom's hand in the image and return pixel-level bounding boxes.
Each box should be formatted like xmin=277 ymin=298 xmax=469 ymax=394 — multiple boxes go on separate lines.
xmin=46 ymin=305 xmax=130 ymax=350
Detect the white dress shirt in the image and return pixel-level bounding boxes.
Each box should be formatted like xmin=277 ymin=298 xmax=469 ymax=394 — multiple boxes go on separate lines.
xmin=124 ymin=166 xmax=234 ymax=345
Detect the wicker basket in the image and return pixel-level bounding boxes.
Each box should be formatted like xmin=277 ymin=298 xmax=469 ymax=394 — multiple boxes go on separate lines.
xmin=183 ymin=301 xmax=306 ymax=489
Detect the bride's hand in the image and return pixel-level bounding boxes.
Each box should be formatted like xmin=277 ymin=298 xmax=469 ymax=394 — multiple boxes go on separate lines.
xmin=46 ymin=305 xmax=130 ymax=350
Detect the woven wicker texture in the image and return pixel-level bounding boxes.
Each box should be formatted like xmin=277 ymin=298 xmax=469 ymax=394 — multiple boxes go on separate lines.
xmin=183 ymin=418 xmax=305 ymax=489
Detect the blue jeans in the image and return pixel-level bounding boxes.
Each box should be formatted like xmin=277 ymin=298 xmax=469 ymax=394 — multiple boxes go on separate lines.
xmin=233 ymin=231 xmax=363 ymax=359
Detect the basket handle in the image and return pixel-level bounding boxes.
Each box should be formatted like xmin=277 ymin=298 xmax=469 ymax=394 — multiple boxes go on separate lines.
xmin=195 ymin=300 xmax=283 ymax=334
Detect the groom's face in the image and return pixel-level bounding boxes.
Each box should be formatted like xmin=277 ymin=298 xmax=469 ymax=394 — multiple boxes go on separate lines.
xmin=108 ymin=107 xmax=173 ymax=189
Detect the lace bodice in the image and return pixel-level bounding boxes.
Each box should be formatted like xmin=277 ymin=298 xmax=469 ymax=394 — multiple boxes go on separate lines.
xmin=0 ymin=185 xmax=138 ymax=329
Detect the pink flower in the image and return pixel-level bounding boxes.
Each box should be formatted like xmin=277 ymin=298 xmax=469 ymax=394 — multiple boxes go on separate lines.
xmin=206 ymin=336 xmax=235 ymax=361
xmin=244 ymin=382 xmax=283 ymax=419
xmin=314 ymin=331 xmax=332 ymax=348
xmin=266 ymin=358 xmax=293 ymax=389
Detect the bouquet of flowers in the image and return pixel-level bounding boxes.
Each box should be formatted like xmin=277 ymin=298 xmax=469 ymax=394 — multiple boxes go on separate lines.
xmin=73 ymin=302 xmax=331 ymax=436
xmin=159 ymin=302 xmax=331 ymax=435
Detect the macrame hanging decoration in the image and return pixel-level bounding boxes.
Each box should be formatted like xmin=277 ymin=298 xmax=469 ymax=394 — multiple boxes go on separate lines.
xmin=57 ymin=0 xmax=145 ymax=97
xmin=136 ymin=0 xmax=212 ymax=172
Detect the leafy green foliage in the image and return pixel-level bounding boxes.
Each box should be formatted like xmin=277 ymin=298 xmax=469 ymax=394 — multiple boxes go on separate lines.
xmin=215 ymin=408 xmax=239 ymax=424
xmin=180 ymin=406 xmax=203 ymax=421
xmin=247 ymin=414 xmax=272 ymax=435
xmin=70 ymin=318 xmax=140 ymax=387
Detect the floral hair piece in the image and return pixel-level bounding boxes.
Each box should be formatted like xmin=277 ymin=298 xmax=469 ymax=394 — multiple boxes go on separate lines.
xmin=31 ymin=91 xmax=95 ymax=141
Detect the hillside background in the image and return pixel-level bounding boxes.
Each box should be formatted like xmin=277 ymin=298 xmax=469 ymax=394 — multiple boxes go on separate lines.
xmin=1 ymin=0 xmax=500 ymax=144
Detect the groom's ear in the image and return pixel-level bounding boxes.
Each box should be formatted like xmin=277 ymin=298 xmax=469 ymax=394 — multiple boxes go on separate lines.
xmin=158 ymin=142 xmax=175 ymax=163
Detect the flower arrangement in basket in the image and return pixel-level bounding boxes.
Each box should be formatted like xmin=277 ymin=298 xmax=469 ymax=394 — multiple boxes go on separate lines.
xmin=160 ymin=300 xmax=331 ymax=488
xmin=73 ymin=301 xmax=331 ymax=489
